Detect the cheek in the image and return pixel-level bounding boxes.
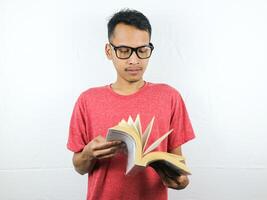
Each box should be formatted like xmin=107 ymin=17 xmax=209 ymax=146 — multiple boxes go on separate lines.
xmin=140 ymin=60 xmax=149 ymax=69
xmin=143 ymin=60 xmax=149 ymax=66
xmin=112 ymin=60 xmax=127 ymax=72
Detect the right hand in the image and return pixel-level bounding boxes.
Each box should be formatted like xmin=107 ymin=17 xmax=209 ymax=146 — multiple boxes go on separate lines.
xmin=82 ymin=135 xmax=124 ymax=160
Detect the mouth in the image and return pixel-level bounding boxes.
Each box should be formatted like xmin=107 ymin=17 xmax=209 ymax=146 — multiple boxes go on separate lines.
xmin=125 ymin=67 xmax=142 ymax=75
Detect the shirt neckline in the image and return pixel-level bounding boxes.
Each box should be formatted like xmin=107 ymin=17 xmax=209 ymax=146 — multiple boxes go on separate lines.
xmin=106 ymin=81 xmax=150 ymax=98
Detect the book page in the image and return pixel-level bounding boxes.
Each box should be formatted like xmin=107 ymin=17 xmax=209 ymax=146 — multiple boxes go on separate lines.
xmin=143 ymin=129 xmax=173 ymax=155
xmin=118 ymin=120 xmax=140 ymax=140
xmin=134 ymin=114 xmax=142 ymax=138
xmin=141 ymin=116 xmax=155 ymax=152
xmin=106 ymin=130 xmax=137 ymax=173
xmin=128 ymin=116 xmax=141 ymax=139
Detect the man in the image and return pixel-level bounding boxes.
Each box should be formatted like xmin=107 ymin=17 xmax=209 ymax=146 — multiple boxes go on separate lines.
xmin=67 ymin=9 xmax=195 ymax=200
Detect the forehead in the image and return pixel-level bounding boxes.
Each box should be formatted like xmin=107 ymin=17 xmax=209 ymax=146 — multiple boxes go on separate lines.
xmin=111 ymin=23 xmax=150 ymax=47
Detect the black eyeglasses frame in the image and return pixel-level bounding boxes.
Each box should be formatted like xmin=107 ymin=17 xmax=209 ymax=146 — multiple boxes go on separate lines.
xmin=109 ymin=42 xmax=154 ymax=59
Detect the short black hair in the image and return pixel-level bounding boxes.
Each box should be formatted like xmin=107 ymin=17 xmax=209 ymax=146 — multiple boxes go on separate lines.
xmin=107 ymin=8 xmax=152 ymax=41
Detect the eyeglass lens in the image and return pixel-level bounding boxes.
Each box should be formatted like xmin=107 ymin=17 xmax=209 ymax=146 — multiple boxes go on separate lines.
xmin=115 ymin=45 xmax=153 ymax=59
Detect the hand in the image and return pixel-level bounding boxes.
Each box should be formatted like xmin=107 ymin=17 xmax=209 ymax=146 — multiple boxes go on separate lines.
xmin=167 ymin=175 xmax=189 ymax=190
xmin=159 ymin=172 xmax=189 ymax=190
xmin=82 ymin=135 xmax=123 ymax=160
xmin=151 ymin=163 xmax=189 ymax=190
xmin=117 ymin=142 xmax=128 ymax=154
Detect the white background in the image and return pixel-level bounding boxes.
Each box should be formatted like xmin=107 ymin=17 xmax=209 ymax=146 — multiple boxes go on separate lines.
xmin=1 ymin=0 xmax=267 ymax=199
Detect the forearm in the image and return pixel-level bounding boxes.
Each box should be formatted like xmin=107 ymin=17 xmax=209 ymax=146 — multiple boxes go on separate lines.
xmin=164 ymin=147 xmax=189 ymax=189
xmin=72 ymin=150 xmax=96 ymax=175
xmin=151 ymin=162 xmax=189 ymax=190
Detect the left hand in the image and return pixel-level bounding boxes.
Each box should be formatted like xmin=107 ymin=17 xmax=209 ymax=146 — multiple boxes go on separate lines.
xmin=164 ymin=175 xmax=189 ymax=190
xmin=153 ymin=165 xmax=190 ymax=190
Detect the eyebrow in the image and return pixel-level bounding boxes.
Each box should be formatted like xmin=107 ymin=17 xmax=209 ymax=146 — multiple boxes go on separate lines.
xmin=110 ymin=43 xmax=150 ymax=48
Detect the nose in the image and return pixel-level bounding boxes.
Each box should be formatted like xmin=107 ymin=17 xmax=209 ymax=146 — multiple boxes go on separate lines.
xmin=127 ymin=51 xmax=140 ymax=65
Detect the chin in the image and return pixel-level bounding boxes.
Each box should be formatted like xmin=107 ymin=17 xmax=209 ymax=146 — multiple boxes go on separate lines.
xmin=127 ymin=78 xmax=143 ymax=83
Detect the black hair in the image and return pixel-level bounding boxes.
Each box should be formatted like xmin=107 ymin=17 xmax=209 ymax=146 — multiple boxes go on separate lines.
xmin=107 ymin=8 xmax=152 ymax=41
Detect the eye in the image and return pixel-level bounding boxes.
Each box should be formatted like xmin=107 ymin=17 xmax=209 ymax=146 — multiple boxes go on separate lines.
xmin=118 ymin=47 xmax=130 ymax=53
xmin=138 ymin=47 xmax=149 ymax=53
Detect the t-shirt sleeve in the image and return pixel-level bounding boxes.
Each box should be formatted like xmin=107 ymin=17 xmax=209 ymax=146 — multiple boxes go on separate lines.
xmin=168 ymin=90 xmax=195 ymax=151
xmin=67 ymin=94 xmax=88 ymax=153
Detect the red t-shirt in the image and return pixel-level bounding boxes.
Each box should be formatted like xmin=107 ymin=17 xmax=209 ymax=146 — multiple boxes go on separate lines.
xmin=67 ymin=81 xmax=195 ymax=200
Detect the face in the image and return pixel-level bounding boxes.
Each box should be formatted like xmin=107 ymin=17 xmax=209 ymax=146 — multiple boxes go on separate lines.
xmin=105 ymin=23 xmax=151 ymax=83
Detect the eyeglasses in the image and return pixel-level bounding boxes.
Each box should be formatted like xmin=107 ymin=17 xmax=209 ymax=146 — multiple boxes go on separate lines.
xmin=109 ymin=42 xmax=154 ymax=59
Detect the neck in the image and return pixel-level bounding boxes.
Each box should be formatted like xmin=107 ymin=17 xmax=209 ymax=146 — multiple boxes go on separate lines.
xmin=111 ymin=79 xmax=146 ymax=95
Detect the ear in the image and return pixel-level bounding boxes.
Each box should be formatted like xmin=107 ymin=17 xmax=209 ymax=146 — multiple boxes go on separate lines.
xmin=105 ymin=43 xmax=113 ymax=60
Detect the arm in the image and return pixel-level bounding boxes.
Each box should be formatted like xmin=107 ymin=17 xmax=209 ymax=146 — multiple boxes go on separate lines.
xmin=72 ymin=135 xmax=122 ymax=175
xmin=153 ymin=146 xmax=190 ymax=190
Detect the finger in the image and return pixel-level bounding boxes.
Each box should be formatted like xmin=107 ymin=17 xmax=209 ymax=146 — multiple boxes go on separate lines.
xmin=93 ymin=146 xmax=121 ymax=158
xmin=97 ymin=153 xmax=116 ymax=159
xmin=167 ymin=181 xmax=180 ymax=189
xmin=94 ymin=135 xmax=106 ymax=142
xmin=153 ymin=166 xmax=165 ymax=178
xmin=152 ymin=166 xmax=180 ymax=188
xmin=92 ymin=141 xmax=122 ymax=150
xmin=161 ymin=176 xmax=178 ymax=188
xmin=119 ymin=142 xmax=127 ymax=150
xmin=176 ymin=175 xmax=189 ymax=186
xmin=120 ymin=142 xmax=126 ymax=148
xmin=94 ymin=135 xmax=122 ymax=146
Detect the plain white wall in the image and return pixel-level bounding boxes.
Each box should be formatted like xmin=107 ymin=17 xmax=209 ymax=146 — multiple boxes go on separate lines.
xmin=1 ymin=0 xmax=267 ymax=199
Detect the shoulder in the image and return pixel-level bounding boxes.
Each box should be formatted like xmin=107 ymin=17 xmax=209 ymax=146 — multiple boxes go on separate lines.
xmin=76 ymin=85 xmax=108 ymax=104
xmin=81 ymin=85 xmax=107 ymax=96
xmin=148 ymin=82 xmax=182 ymax=98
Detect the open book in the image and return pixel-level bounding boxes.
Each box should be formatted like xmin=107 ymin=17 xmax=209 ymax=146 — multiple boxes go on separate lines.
xmin=106 ymin=114 xmax=191 ymax=176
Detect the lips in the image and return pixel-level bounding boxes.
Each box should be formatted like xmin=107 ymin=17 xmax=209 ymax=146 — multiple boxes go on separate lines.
xmin=125 ymin=67 xmax=142 ymax=71
xmin=125 ymin=67 xmax=142 ymax=75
